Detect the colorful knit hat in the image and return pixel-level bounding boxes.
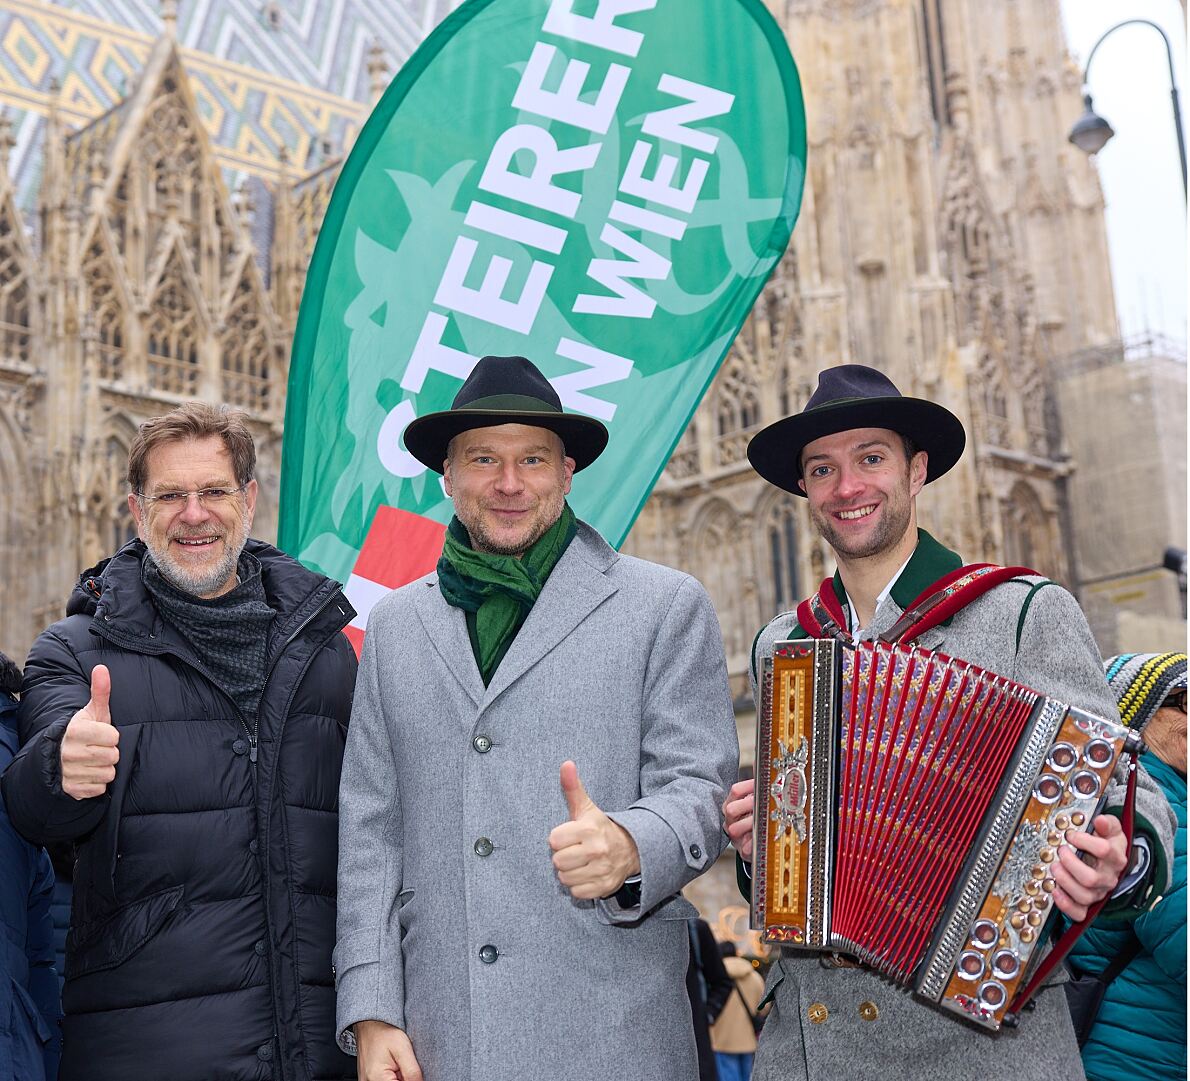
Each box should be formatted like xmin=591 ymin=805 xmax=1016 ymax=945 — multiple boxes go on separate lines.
xmin=1103 ymin=652 xmax=1187 ymax=731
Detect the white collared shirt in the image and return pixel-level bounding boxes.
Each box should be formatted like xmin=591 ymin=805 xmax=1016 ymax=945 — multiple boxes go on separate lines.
xmin=845 ymin=551 xmax=914 ymax=634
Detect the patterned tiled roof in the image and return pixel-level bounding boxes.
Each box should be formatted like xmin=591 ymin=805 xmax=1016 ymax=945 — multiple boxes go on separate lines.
xmin=0 ymin=0 xmax=465 ymax=219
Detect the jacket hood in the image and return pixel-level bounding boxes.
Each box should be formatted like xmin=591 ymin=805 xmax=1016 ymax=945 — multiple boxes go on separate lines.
xmin=66 ymin=539 xmax=353 ymax=636
xmin=0 ymin=650 xmax=20 ymax=696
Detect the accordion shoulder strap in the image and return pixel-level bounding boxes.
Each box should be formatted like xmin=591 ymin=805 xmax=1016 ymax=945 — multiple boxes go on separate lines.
xmin=797 ymin=562 xmax=1038 ymax=646
xmin=1004 ymin=759 xmax=1140 ymax=1024
xmin=797 ymin=580 xmax=852 ymax=645
xmin=879 ymin=563 xmax=1037 ymax=645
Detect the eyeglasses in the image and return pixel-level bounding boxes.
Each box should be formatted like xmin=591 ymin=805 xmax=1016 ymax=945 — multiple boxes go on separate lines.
xmin=1163 ymin=689 xmax=1187 ymax=714
xmin=137 ymin=486 xmax=248 ymax=510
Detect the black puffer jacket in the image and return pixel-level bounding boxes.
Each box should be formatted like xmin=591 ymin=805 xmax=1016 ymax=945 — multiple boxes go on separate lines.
xmin=1 ymin=540 xmax=357 ymax=1081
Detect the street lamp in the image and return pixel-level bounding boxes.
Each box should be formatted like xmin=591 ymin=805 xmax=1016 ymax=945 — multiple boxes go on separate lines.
xmin=1069 ymin=95 xmax=1115 ymax=155
xmin=1068 ymin=18 xmax=1187 ymax=199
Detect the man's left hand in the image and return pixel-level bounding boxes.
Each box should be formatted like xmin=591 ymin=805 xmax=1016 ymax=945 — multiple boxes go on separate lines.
xmin=549 ymin=760 xmax=640 ymax=900
xmin=1052 ymin=814 xmax=1129 ymax=922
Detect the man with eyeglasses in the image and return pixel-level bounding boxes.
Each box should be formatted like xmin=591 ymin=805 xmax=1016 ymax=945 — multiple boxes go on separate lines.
xmin=1 ymin=403 xmax=358 ymax=1081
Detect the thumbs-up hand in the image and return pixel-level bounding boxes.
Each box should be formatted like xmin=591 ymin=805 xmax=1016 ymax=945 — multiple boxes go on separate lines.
xmin=60 ymin=664 xmax=120 ymax=800
xmin=548 ymin=760 xmax=640 ymax=900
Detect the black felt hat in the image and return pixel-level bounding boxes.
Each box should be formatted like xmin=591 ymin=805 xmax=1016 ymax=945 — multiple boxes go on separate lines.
xmin=403 ymin=355 xmax=609 ymax=474
xmin=747 ymin=364 xmax=966 ymax=495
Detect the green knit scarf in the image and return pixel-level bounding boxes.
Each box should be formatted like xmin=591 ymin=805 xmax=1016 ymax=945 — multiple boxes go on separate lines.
xmin=437 ymin=503 xmax=577 ymax=685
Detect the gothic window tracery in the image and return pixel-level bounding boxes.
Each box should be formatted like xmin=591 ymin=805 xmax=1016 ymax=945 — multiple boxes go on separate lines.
xmin=107 ymin=436 xmax=137 ymax=552
xmin=972 ymin=352 xmax=1010 ymax=447
xmin=712 ymin=352 xmax=761 ymax=467
xmin=1021 ymin=375 xmax=1053 ymax=458
xmin=146 ymin=253 xmax=200 ymax=395
xmin=221 ymin=274 xmax=271 ymax=411
xmin=0 ymin=214 xmax=30 ymax=365
xmin=83 ymin=242 xmax=126 ymax=382
xmin=1002 ymin=481 xmax=1053 ymax=575
xmin=759 ymin=494 xmax=801 ymax=614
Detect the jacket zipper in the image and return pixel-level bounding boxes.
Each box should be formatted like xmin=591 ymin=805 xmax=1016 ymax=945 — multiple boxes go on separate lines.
xmin=93 ymin=584 xmax=352 ymax=1081
xmin=250 ymin=589 xmax=345 ymax=763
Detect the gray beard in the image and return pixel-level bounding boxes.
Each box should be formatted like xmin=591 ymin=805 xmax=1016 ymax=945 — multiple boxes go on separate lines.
xmin=144 ymin=510 xmax=250 ymax=598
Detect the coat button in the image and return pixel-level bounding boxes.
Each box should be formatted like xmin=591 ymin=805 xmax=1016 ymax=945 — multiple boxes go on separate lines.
xmin=254 ymin=940 xmax=267 ymax=956
xmin=257 ymin=1042 xmax=273 ymax=1060
xmin=479 ymin=944 xmax=499 ymax=964
xmin=689 ymin=844 xmax=702 ymax=860
xmin=859 ymin=1001 xmax=879 ymax=1021
xmin=473 ymin=735 xmax=492 ymax=753
xmin=233 ymin=739 xmax=248 ymax=755
xmin=474 ymin=837 xmax=494 ymax=857
xmin=249 ymin=839 xmax=259 ymax=855
xmin=808 ymin=1002 xmax=828 ymax=1024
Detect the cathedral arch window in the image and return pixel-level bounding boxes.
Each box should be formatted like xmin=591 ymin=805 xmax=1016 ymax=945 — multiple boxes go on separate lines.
xmin=146 ymin=258 xmax=200 ymax=396
xmin=107 ymin=437 xmax=137 ymax=552
xmin=973 ymin=354 xmax=1010 ymax=447
xmin=221 ymin=276 xmax=271 ymax=411
xmin=83 ymin=244 xmax=126 ymax=382
xmin=759 ymin=494 xmax=801 ymax=614
xmin=0 ymin=216 xmax=30 ymax=365
xmin=712 ymin=353 xmax=762 ymax=467
xmin=1002 ymin=482 xmax=1053 ymax=575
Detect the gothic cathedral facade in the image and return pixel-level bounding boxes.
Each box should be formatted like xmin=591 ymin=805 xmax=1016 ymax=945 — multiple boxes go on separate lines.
xmin=0 ymin=0 xmax=1121 ymax=675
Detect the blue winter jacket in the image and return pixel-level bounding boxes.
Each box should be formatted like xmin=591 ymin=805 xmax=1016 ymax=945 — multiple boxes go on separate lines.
xmin=1069 ymin=753 xmax=1186 ymax=1081
xmin=0 ymin=690 xmax=61 ymax=1081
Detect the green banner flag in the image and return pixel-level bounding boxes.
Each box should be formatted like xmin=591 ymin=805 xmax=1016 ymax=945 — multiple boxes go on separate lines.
xmin=280 ymin=0 xmax=806 ymax=646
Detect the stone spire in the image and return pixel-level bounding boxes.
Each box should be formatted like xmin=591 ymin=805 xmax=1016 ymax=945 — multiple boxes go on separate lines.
xmin=161 ymin=0 xmax=177 ymax=36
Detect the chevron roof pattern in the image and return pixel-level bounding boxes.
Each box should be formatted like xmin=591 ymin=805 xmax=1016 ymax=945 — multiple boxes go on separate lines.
xmin=0 ymin=0 xmax=466 ymax=225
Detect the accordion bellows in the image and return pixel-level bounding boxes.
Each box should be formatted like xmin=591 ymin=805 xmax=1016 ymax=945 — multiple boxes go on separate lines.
xmin=752 ymin=639 xmax=1138 ymax=1030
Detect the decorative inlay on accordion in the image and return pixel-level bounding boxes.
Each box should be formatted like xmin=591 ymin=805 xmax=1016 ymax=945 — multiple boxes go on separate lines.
xmin=751 ymin=639 xmax=1141 ymax=1031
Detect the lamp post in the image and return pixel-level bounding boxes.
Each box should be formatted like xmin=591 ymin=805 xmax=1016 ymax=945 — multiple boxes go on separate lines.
xmin=1069 ymin=18 xmax=1187 ymax=200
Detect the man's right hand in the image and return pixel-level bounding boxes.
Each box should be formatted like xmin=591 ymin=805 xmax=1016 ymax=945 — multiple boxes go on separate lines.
xmin=723 ymin=777 xmax=756 ymax=861
xmin=60 ymin=664 xmax=120 ymax=800
xmin=354 ymin=1020 xmax=422 ymax=1081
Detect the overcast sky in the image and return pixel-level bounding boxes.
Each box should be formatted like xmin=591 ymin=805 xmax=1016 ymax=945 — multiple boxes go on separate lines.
xmin=1060 ymin=0 xmax=1187 ymax=352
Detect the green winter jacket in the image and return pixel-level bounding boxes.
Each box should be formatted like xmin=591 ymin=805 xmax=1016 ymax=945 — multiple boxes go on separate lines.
xmin=1070 ymin=753 xmax=1186 ymax=1081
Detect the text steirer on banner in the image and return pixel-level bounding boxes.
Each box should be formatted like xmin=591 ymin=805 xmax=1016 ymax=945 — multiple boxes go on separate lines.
xmin=279 ymin=0 xmax=806 ymax=645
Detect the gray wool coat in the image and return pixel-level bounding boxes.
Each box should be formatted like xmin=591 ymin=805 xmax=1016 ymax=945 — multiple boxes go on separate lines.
xmin=747 ymin=542 xmax=1176 ymax=1081
xmin=334 ymin=522 xmax=739 ymax=1081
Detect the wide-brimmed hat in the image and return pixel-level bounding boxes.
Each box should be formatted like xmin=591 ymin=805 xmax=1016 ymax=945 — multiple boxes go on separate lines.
xmin=1104 ymin=652 xmax=1187 ymax=731
xmin=403 ymin=355 xmax=609 ymax=473
xmin=746 ymin=364 xmax=966 ymax=495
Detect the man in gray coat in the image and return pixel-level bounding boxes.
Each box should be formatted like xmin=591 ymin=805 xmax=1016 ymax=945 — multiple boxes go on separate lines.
xmin=335 ymin=355 xmax=738 ymax=1081
xmin=723 ymin=365 xmax=1175 ymax=1081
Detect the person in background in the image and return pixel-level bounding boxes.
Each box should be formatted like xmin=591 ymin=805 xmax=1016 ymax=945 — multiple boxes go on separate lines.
xmin=0 ymin=650 xmax=60 ymax=1081
xmin=711 ymin=940 xmax=767 ymax=1081
xmin=687 ymin=917 xmax=733 ymax=1081
xmin=1067 ymin=652 xmax=1186 ymax=1081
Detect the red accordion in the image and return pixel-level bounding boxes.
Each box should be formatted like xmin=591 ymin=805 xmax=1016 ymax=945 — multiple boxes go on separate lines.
xmin=751 ymin=639 xmax=1141 ymax=1030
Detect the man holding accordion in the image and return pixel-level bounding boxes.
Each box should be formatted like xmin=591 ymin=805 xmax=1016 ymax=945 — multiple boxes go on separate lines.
xmin=723 ymin=364 xmax=1174 ymax=1081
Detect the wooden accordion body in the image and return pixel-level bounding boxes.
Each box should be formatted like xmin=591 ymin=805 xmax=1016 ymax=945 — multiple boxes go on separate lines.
xmin=751 ymin=639 xmax=1140 ymax=1031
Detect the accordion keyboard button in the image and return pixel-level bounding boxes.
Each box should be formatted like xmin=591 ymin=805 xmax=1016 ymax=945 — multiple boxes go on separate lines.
xmin=858 ymin=1001 xmax=879 ymax=1022
xmin=807 ymin=1003 xmax=829 ymax=1024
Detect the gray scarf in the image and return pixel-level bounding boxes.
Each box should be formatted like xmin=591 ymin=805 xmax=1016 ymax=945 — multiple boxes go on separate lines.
xmin=141 ymin=550 xmax=277 ymax=724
